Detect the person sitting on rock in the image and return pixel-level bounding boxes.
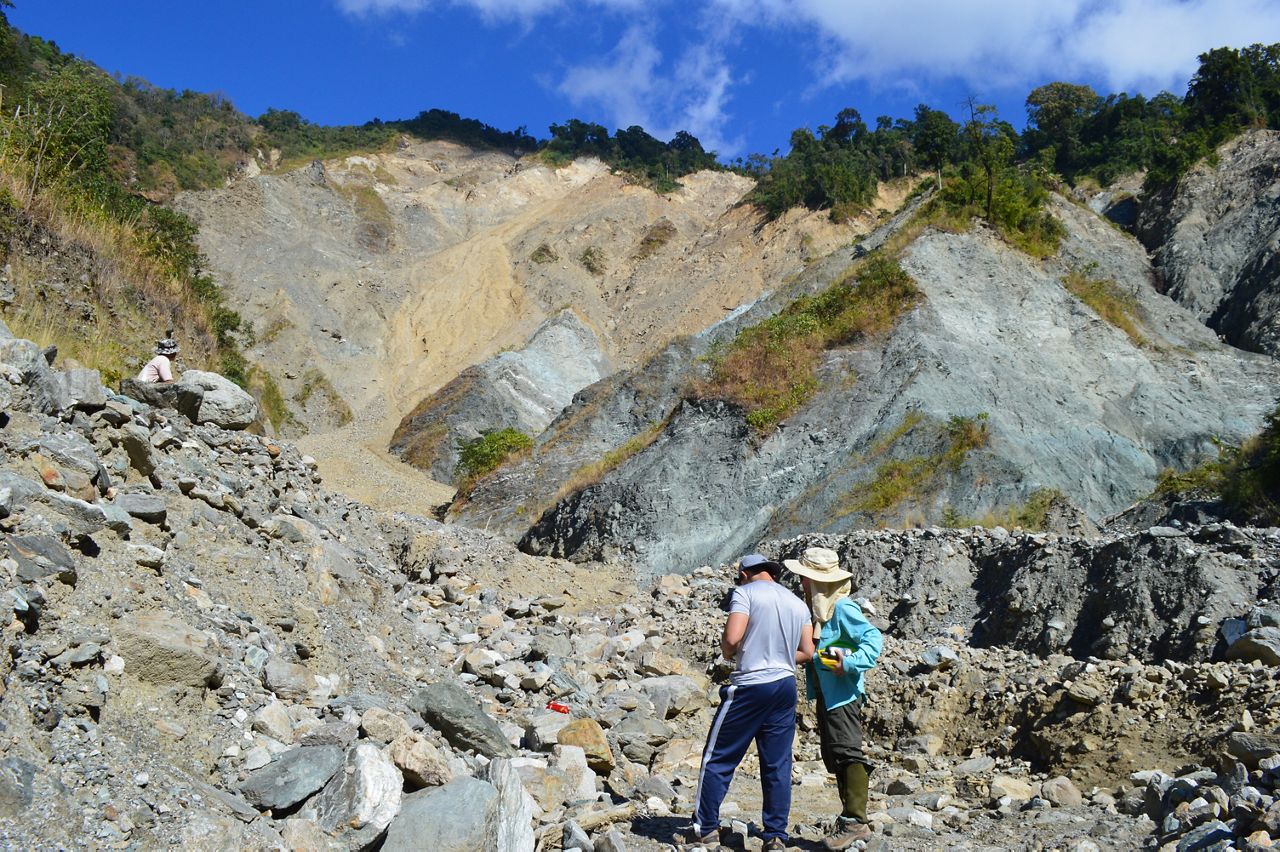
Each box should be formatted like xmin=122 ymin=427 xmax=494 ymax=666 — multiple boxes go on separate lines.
xmin=137 ymin=338 xmax=179 ymax=383
xmin=675 ymin=554 xmax=814 ymax=851
xmin=786 ymin=546 xmax=883 ymax=850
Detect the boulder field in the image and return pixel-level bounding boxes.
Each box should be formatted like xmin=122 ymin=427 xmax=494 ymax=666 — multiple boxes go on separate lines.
xmin=0 ymin=323 xmax=1277 ymax=850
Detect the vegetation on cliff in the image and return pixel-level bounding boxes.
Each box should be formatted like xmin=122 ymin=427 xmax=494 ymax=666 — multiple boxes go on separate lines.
xmin=1157 ymin=401 xmax=1280 ymax=525
xmin=0 ymin=14 xmax=250 ymax=386
xmin=694 ymin=255 xmax=922 ymax=430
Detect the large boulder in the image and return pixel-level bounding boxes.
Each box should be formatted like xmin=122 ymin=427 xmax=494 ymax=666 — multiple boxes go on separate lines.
xmin=57 ymin=368 xmax=106 ymax=410
xmin=307 ymin=742 xmax=402 ymax=848
xmin=118 ymin=378 xmax=203 ymax=421
xmin=0 ymin=338 xmax=69 ymax=414
xmin=1226 ymin=627 xmax=1280 ymax=666
xmin=381 ymin=778 xmax=497 ymax=852
xmin=178 ymin=370 xmax=260 ymax=429
xmin=240 ymin=746 xmax=344 ymax=811
xmin=484 ymin=758 xmax=535 ymax=852
xmin=410 ymin=679 xmax=515 ymax=758
xmin=114 ymin=611 xmax=222 ymax=688
xmin=382 ymin=763 xmax=533 ymax=852
xmin=557 ymin=719 xmax=613 ymax=774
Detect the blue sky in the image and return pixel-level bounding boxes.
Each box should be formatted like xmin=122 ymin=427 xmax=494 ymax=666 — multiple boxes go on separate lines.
xmin=13 ymin=1 xmax=1280 ymax=160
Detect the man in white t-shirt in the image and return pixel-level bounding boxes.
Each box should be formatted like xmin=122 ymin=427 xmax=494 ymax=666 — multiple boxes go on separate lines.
xmin=676 ymin=554 xmax=814 ymax=851
xmin=137 ymin=338 xmax=179 ymax=383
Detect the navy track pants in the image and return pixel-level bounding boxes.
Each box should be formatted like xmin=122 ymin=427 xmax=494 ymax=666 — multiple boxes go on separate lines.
xmin=693 ymin=676 xmax=797 ymax=841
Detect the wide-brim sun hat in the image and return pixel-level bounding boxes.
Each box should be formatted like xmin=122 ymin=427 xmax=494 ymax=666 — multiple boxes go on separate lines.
xmin=784 ymin=546 xmax=852 ymax=582
xmin=155 ymin=338 xmax=180 ymax=355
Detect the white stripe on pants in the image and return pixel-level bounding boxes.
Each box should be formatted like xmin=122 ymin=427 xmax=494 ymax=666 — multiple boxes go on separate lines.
xmin=692 ymin=684 xmax=736 ymax=834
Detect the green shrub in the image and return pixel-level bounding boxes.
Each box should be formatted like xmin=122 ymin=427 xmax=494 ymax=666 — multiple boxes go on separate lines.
xmin=530 ymin=243 xmax=557 ymax=264
xmin=936 ymin=165 xmax=1065 ymax=258
xmin=1146 ymin=404 xmax=1278 ymax=525
xmin=455 ymin=428 xmax=533 ymax=482
xmin=1221 ymin=403 xmax=1280 ymax=524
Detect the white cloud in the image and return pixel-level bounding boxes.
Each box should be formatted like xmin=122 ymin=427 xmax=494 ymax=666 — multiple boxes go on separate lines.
xmin=1067 ymin=0 xmax=1280 ymax=93
xmin=557 ymin=26 xmax=743 ymax=155
xmin=712 ymin=0 xmax=1280 ymax=95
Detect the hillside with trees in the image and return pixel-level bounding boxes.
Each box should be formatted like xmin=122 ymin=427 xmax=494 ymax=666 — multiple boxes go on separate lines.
xmin=746 ymin=43 xmax=1280 ymax=223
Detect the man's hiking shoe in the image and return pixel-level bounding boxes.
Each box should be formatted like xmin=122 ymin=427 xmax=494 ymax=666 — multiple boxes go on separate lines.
xmin=763 ymin=838 xmax=787 ymax=851
xmin=822 ymin=816 xmax=872 ymax=850
xmin=671 ymin=826 xmax=719 ymax=849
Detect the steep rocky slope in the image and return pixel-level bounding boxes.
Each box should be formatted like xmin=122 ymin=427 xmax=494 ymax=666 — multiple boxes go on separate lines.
xmin=1137 ymin=129 xmax=1280 ymax=357
xmin=0 ymin=331 xmax=1277 ymax=850
xmin=458 ymin=193 xmax=1279 ymax=578
xmin=175 ymin=142 xmax=896 ymax=510
xmin=389 ymin=309 xmax=611 ymax=484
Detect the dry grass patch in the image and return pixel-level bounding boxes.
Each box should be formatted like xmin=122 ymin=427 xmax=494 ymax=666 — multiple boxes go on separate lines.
xmin=0 ymin=174 xmax=224 ymax=382
xmin=839 ymin=413 xmax=989 ymax=519
xmin=633 ymin=219 xmax=676 ymax=260
xmin=694 ymin=255 xmax=922 ymax=430
xmin=554 ymin=419 xmax=668 ymax=503
xmin=1062 ymin=268 xmax=1149 ymax=347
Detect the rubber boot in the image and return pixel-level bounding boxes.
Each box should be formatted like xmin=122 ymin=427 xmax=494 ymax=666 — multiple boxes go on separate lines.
xmin=823 ymin=764 xmax=872 ymax=850
xmin=842 ymin=762 xmax=869 ymax=823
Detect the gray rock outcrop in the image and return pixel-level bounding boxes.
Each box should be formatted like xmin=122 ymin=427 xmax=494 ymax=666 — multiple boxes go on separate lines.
xmin=1137 ymin=129 xmax=1280 ymax=356
xmin=411 ymin=679 xmax=517 ymax=758
xmin=391 ymin=310 xmax=610 ymax=483
xmin=517 ymin=196 xmax=1280 ymax=576
xmin=240 ymin=747 xmax=344 ymax=811
xmin=382 ymin=778 xmax=498 ymax=852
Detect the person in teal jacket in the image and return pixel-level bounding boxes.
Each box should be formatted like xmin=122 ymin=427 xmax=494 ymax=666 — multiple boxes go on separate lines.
xmin=785 ymin=546 xmax=883 ymax=850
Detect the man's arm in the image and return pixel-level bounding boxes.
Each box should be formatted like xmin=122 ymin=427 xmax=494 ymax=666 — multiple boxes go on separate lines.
xmin=721 ymin=611 xmax=748 ymax=660
xmin=795 ymin=622 xmax=815 ymax=664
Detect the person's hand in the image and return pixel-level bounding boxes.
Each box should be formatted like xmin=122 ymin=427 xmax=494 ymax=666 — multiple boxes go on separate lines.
xmin=830 ymin=646 xmax=847 ymax=676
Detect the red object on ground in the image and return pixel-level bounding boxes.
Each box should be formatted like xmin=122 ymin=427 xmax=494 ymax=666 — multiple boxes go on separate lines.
xmin=546 ymin=701 xmax=570 ymax=714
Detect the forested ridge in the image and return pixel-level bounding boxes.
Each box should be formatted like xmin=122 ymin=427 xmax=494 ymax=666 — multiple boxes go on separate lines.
xmin=744 ymin=43 xmax=1280 ymax=222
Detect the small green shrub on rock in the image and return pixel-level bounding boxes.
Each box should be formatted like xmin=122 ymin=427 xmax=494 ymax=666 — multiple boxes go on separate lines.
xmin=456 ymin=428 xmax=533 ymax=482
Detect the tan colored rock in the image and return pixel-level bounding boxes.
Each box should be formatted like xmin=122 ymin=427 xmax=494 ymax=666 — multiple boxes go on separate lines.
xmin=513 ymin=763 xmax=570 ymax=814
xmin=360 ymin=707 xmax=412 ymax=743
xmin=263 ymin=658 xmax=318 ymax=703
xmin=651 ymin=738 xmax=702 ymax=778
xmin=280 ymin=818 xmax=343 ymax=851
xmin=556 ymin=719 xmax=613 ymax=774
xmin=637 ymin=650 xmax=686 ymax=677
xmin=1040 ymin=776 xmax=1083 ymax=807
xmin=388 ymin=733 xmax=453 ymax=789
xmin=990 ymin=775 xmax=1038 ymax=801
xmin=252 ymin=699 xmax=294 ymax=743
xmin=114 ymin=611 xmax=221 ymax=688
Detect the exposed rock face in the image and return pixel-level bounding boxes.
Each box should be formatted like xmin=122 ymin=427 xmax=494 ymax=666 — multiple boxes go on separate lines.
xmin=517 ymin=196 xmax=1280 ymax=576
xmin=119 ymin=372 xmax=259 ymax=431
xmin=1137 ymin=129 xmax=1280 ymax=356
xmin=760 ymin=525 xmax=1279 ymax=663
xmin=391 ymin=310 xmax=610 ymax=483
xmin=176 ymin=142 xmax=866 ymax=439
